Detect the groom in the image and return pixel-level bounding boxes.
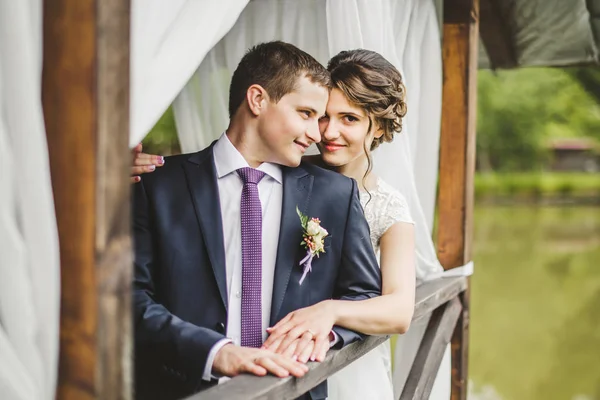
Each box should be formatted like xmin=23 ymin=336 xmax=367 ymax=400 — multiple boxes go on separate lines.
xmin=133 ymin=41 xmax=381 ymax=400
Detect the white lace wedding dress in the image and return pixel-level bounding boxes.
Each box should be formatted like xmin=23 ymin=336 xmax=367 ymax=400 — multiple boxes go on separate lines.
xmin=327 ymin=177 xmax=414 ymax=400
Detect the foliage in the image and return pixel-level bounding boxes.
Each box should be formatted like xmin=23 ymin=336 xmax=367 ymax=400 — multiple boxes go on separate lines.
xmin=477 ymin=67 xmax=600 ymax=172
xmin=142 ymin=106 xmax=180 ymax=155
xmin=474 ymin=172 xmax=600 ymax=199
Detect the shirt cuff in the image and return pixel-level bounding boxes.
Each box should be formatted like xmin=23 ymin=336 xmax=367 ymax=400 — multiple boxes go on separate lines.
xmin=329 ymin=330 xmax=340 ymax=348
xmin=202 ymin=338 xmax=233 ymax=381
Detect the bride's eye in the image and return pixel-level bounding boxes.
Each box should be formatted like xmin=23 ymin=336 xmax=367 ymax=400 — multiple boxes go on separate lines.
xmin=343 ymin=115 xmax=359 ymax=123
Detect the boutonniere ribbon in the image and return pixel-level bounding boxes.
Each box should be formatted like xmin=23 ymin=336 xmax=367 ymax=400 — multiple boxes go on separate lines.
xmin=296 ymin=207 xmax=328 ymax=285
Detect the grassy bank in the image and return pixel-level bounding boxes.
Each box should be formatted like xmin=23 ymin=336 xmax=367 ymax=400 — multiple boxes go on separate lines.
xmin=474 ymin=172 xmax=600 ymax=201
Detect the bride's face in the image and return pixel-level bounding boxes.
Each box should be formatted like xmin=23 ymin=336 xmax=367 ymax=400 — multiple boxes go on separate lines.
xmin=317 ymin=88 xmax=377 ymax=168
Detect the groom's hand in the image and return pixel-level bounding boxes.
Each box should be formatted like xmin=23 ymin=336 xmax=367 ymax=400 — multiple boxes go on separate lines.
xmin=212 ymin=343 xmax=309 ymax=379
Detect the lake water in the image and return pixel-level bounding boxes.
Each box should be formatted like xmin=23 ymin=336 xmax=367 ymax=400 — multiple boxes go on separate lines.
xmin=469 ymin=205 xmax=600 ymax=400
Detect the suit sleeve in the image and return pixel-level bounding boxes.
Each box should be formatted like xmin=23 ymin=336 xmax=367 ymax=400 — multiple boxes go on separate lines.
xmin=331 ymin=179 xmax=382 ymax=347
xmin=133 ymin=178 xmax=226 ymax=384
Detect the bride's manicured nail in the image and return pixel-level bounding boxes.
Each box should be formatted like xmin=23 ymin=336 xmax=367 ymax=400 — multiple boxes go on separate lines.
xmin=310 ymin=355 xmax=315 ymax=361
xmin=291 ymin=355 xmax=298 ymax=361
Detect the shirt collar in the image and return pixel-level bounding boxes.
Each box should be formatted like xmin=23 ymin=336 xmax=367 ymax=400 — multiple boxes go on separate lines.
xmin=213 ymin=133 xmax=282 ymax=183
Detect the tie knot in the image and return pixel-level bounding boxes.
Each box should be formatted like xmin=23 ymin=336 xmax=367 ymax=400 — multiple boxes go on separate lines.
xmin=237 ymin=167 xmax=266 ymax=185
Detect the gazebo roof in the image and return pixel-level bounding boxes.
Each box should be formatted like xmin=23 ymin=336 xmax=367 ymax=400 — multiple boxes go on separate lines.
xmin=475 ymin=0 xmax=600 ymax=68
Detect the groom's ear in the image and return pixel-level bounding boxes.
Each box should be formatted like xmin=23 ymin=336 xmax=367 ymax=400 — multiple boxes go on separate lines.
xmin=247 ymin=84 xmax=269 ymax=116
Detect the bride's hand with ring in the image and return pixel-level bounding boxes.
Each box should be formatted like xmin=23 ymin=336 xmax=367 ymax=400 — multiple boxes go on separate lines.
xmin=263 ymin=300 xmax=337 ymax=362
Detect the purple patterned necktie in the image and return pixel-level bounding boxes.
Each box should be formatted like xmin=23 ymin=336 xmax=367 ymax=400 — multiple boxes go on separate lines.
xmin=237 ymin=167 xmax=266 ymax=348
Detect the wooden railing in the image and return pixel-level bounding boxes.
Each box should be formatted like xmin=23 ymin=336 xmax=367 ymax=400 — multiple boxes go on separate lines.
xmin=188 ymin=276 xmax=467 ymax=400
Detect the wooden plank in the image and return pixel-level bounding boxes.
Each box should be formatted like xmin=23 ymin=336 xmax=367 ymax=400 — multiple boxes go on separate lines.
xmin=400 ymin=298 xmax=463 ymax=400
xmin=450 ymin=290 xmax=470 ymax=400
xmin=188 ymin=277 xmax=467 ymax=400
xmin=96 ymin=1 xmax=133 ymax=398
xmin=413 ymin=277 xmax=467 ymax=322
xmin=438 ymin=1 xmax=479 ymax=400
xmin=42 ymin=0 xmax=132 ymax=399
xmin=193 ymin=335 xmax=390 ymax=400
xmin=479 ymin=0 xmax=518 ymax=69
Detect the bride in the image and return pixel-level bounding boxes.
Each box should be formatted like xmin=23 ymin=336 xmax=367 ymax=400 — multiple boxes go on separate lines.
xmin=133 ymin=48 xmax=416 ymax=400
xmin=262 ymin=49 xmax=415 ymax=400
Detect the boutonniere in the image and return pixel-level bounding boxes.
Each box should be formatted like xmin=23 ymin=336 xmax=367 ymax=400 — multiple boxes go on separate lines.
xmin=296 ymin=207 xmax=329 ymax=285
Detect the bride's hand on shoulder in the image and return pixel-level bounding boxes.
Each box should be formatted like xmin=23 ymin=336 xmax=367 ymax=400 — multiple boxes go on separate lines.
xmin=263 ymin=300 xmax=336 ymax=362
xmin=131 ymin=143 xmax=164 ymax=183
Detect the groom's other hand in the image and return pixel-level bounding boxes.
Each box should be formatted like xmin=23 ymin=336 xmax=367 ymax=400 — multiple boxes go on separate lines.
xmin=213 ymin=344 xmax=309 ymax=378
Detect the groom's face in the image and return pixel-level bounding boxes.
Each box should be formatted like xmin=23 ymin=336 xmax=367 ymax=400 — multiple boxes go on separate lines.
xmin=257 ymin=75 xmax=328 ymax=167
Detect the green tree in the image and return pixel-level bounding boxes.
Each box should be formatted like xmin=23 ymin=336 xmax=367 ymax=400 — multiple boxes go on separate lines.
xmin=477 ymin=67 xmax=600 ymax=171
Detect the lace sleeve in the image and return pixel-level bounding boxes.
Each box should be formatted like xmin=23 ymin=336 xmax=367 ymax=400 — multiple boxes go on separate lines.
xmin=380 ymin=191 xmax=414 ymax=235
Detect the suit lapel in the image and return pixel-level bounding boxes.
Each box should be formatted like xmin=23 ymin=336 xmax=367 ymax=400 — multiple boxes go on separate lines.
xmin=270 ymin=165 xmax=313 ymax=324
xmin=183 ymin=146 xmax=228 ymax=311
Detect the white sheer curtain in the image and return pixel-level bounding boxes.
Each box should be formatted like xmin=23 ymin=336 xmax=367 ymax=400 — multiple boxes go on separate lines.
xmin=172 ymin=0 xmax=453 ymax=398
xmin=173 ymin=0 xmax=331 ymax=151
xmin=0 ymin=1 xmax=60 ymax=399
xmin=130 ymin=0 xmax=251 ymax=146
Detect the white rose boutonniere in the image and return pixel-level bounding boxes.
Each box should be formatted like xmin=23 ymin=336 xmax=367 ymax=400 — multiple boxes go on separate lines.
xmin=296 ymin=207 xmax=329 ymax=285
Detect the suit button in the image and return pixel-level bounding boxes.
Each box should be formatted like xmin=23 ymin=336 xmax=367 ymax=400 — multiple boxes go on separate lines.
xmin=216 ymin=322 xmax=226 ymax=333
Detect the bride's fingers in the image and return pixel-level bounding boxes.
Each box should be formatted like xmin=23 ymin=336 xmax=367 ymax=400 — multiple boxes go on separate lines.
xmin=316 ymin=339 xmax=329 ymax=362
xmin=131 ymin=165 xmax=156 ymax=175
xmin=281 ymin=339 xmax=299 ymax=359
xmin=264 ymin=321 xmax=296 ymax=347
xmin=131 ymin=143 xmax=143 ymax=154
xmin=267 ymin=314 xmax=293 ymax=334
xmin=294 ymin=332 xmax=315 ymax=363
xmin=263 ymin=334 xmax=284 ymax=352
xmin=311 ymin=335 xmax=328 ymax=362
xmin=134 ymin=153 xmax=164 ymax=166
xmin=275 ymin=325 xmax=308 ymax=354
xmin=297 ymin=339 xmax=315 ymax=364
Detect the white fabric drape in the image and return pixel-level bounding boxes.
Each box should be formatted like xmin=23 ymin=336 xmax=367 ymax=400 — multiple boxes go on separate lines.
xmin=130 ymin=0 xmax=251 ymax=147
xmin=172 ymin=0 xmax=451 ymax=397
xmin=323 ymin=1 xmax=451 ymax=397
xmin=173 ymin=0 xmax=331 ymax=152
xmin=0 ymin=1 xmax=60 ymax=399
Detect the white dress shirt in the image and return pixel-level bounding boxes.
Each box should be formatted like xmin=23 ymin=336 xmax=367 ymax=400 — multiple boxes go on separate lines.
xmin=202 ymin=133 xmax=283 ymax=380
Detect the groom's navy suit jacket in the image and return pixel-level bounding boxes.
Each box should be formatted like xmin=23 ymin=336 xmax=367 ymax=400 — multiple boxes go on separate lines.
xmin=133 ymin=144 xmax=381 ymax=400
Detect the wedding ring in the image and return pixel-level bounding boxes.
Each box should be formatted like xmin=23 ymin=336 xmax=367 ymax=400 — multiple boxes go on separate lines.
xmin=306 ymin=329 xmax=316 ymax=337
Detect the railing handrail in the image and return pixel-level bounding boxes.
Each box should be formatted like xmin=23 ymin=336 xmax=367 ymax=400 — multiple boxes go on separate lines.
xmin=187 ymin=276 xmax=467 ymax=400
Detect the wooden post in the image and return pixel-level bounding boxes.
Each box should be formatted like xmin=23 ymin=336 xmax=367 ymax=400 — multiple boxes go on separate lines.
xmin=437 ymin=0 xmax=479 ymax=400
xmin=42 ymin=0 xmax=132 ymax=399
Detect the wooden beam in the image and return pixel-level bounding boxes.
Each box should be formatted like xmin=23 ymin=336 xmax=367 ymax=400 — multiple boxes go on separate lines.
xmin=190 ymin=277 xmax=467 ymax=400
xmin=438 ymin=1 xmax=478 ymax=400
xmin=412 ymin=277 xmax=467 ymax=322
xmin=438 ymin=0 xmax=478 ymax=275
xmin=400 ymin=298 xmax=463 ymax=400
xmin=479 ymin=0 xmax=518 ymax=69
xmin=42 ymin=0 xmax=132 ymax=398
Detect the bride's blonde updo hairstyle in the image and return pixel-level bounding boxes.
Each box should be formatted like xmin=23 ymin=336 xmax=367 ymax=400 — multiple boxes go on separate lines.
xmin=327 ymin=49 xmax=407 ymax=151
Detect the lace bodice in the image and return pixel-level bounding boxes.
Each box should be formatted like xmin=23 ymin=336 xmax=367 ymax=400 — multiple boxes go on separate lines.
xmin=359 ymin=178 xmax=414 ymax=255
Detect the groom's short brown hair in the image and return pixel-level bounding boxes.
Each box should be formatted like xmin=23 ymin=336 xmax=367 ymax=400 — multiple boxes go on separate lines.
xmin=228 ymin=41 xmax=331 ymax=117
